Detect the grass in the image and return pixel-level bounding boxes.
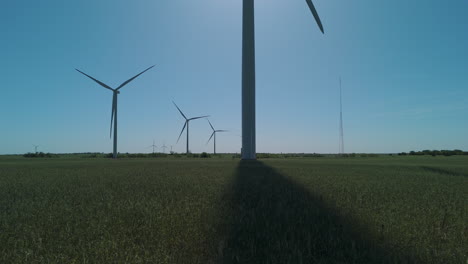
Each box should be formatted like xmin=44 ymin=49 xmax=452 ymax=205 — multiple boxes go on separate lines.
xmin=0 ymin=156 xmax=466 ymax=263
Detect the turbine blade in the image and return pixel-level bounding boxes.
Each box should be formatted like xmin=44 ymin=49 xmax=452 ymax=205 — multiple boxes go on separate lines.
xmin=116 ymin=65 xmax=155 ymax=90
xmin=305 ymin=0 xmax=324 ymax=34
xmin=189 ymin=115 xmax=209 ymax=121
xmin=216 ymin=130 xmax=229 ymax=132
xmin=110 ymin=93 xmax=116 ymax=138
xmin=207 ymin=119 xmax=215 ymax=131
xmin=75 ymin=69 xmax=114 ymax=91
xmin=172 ymin=101 xmax=187 ymax=120
xmin=206 ymin=131 xmax=215 ymax=145
xmin=177 ymin=121 xmax=187 ymax=143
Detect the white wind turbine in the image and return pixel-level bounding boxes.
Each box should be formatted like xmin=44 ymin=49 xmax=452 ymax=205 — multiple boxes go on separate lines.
xmin=241 ymin=0 xmax=325 ymax=159
xmin=148 ymin=140 xmax=158 ymax=154
xmin=173 ymin=101 xmax=209 ymax=154
xmin=161 ymin=143 xmax=168 ymax=153
xmin=206 ymin=119 xmax=228 ymax=155
xmin=76 ymin=65 xmax=154 ymax=159
xmin=339 ymin=77 xmax=344 ymax=155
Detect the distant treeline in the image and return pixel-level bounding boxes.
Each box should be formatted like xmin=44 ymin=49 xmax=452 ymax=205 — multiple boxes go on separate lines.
xmin=21 ymin=150 xmax=468 ymax=158
xmin=23 ymin=152 xmax=59 ymax=158
xmin=113 ymin=152 xmax=216 ymax=158
xmin=257 ymin=153 xmax=325 ymax=158
xmin=258 ymin=153 xmax=386 ymax=158
xmin=22 ymin=152 xmax=218 ymax=159
xmin=398 ymin=149 xmax=468 ymax=156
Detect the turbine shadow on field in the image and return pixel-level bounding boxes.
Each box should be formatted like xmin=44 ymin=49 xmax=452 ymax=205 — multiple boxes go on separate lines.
xmin=220 ymin=160 xmax=420 ymax=264
xmin=421 ymin=166 xmax=468 ymax=177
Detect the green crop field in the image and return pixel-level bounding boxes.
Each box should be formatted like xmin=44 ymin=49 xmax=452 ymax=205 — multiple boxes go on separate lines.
xmin=0 ymin=156 xmax=466 ymax=263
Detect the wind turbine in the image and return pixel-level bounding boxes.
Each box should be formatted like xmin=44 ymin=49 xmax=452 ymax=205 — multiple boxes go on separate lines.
xmin=148 ymin=140 xmax=157 ymax=154
xmin=173 ymin=101 xmax=209 ymax=154
xmin=32 ymin=144 xmax=39 ymax=153
xmin=161 ymin=143 xmax=168 ymax=153
xmin=339 ymin=77 xmax=344 ymax=155
xmin=241 ymin=0 xmax=324 ymax=159
xmin=206 ymin=119 xmax=228 ymax=155
xmin=76 ymin=65 xmax=154 ymax=159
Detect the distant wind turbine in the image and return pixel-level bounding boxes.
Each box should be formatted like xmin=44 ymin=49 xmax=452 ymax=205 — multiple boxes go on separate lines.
xmin=76 ymin=65 xmax=154 ymax=159
xmin=33 ymin=144 xmax=39 ymax=153
xmin=173 ymin=101 xmax=209 ymax=154
xmin=161 ymin=143 xmax=168 ymax=153
xmin=148 ymin=140 xmax=157 ymax=154
xmin=241 ymin=0 xmax=325 ymax=160
xmin=206 ymin=119 xmax=228 ymax=154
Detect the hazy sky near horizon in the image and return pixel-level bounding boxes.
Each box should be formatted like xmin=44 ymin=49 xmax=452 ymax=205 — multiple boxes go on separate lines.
xmin=1 ymin=0 xmax=467 ymax=154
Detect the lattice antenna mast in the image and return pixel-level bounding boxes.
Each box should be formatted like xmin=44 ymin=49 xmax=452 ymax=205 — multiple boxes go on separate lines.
xmin=339 ymin=77 xmax=345 ymax=155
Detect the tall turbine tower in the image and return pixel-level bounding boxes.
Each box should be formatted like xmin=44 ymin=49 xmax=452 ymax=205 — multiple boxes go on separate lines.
xmin=339 ymin=77 xmax=344 ymax=155
xmin=76 ymin=65 xmax=154 ymax=159
xmin=206 ymin=119 xmax=228 ymax=155
xmin=173 ymin=101 xmax=209 ymax=154
xmin=33 ymin=144 xmax=39 ymax=153
xmin=241 ymin=0 xmax=325 ymax=160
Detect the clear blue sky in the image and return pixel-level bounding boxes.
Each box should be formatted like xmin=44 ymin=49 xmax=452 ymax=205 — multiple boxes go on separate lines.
xmin=1 ymin=0 xmax=467 ymax=154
